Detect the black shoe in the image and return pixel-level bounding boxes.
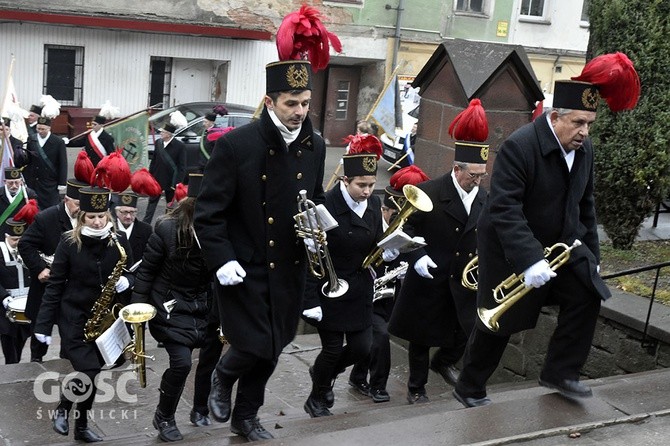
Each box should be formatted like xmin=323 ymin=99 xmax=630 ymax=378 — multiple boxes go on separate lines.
xmin=538 ymin=377 xmax=593 ymax=399
xmin=371 ymin=388 xmax=390 ymax=403
xmin=406 ymin=390 xmax=429 ymax=404
xmin=208 ymin=371 xmax=232 ymax=423
xmin=190 ymin=409 xmax=212 ymax=426
xmin=348 ymin=379 xmax=372 ymax=397
xmin=157 ymin=342 xmax=165 ymax=348
xmin=304 ymin=394 xmax=333 ymax=418
xmin=73 ymin=426 xmax=103 ymax=443
xmin=153 ymin=411 xmax=183 ymax=442
xmin=430 ymin=362 xmax=460 ymax=386
xmin=52 ymin=408 xmax=69 ymax=435
xmin=30 ymin=357 xmax=43 ymax=363
xmin=230 ymin=416 xmax=274 ymax=441
xmin=452 ymin=389 xmax=492 ymax=408
xmin=309 ymin=366 xmax=334 ymax=408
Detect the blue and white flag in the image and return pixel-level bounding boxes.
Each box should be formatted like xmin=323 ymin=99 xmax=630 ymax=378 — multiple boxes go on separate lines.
xmin=402 ymin=132 xmax=414 ymax=165
xmin=370 ymin=74 xmax=403 ymax=139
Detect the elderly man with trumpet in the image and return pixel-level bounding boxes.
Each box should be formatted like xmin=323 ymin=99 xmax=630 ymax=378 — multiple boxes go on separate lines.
xmin=453 ymin=53 xmax=640 ymax=407
xmin=389 ymin=100 xmax=489 ymax=404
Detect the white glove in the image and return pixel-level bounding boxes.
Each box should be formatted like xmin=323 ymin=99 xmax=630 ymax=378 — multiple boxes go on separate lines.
xmin=216 ymin=260 xmax=247 ymax=286
xmin=35 ymin=333 xmax=52 ymax=345
xmin=115 ymin=276 xmax=130 ymax=293
xmin=597 ymin=264 xmax=601 ymax=274
xmin=523 ymin=260 xmax=556 ymax=288
xmin=382 ymin=248 xmax=400 ymax=262
xmin=304 ymin=238 xmax=320 ymax=254
xmin=2 ymin=295 xmax=12 ymax=309
xmin=302 ymin=306 xmax=323 ymax=322
xmin=414 ymin=255 xmax=437 ymax=279
xmin=57 ymin=185 xmax=67 ymax=192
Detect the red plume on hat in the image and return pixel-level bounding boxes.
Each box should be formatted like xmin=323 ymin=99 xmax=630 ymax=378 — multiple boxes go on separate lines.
xmin=276 ymin=5 xmax=342 ymax=72
xmin=74 ymin=150 xmax=95 ymax=184
xmin=130 ymin=168 xmax=162 ymax=197
xmin=90 ymin=150 xmax=131 ymax=192
xmin=389 ymin=165 xmax=429 ymax=191
xmin=173 ymin=183 xmax=188 ymax=203
xmin=571 ymin=52 xmax=640 ymax=112
xmin=13 ymin=199 xmax=39 ymax=225
xmin=344 ymin=133 xmax=383 ymax=159
xmin=448 ymin=99 xmax=489 ymax=142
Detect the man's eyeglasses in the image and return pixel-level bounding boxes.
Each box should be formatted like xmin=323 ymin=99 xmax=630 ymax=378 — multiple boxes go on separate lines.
xmin=117 ymin=210 xmax=137 ymax=216
xmin=467 ymin=171 xmax=488 ymax=180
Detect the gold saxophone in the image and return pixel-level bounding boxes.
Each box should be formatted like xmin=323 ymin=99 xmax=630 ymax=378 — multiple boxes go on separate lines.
xmin=83 ymin=233 xmax=127 ymax=342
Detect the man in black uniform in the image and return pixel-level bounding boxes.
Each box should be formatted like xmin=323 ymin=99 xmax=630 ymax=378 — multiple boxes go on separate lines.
xmin=453 ymin=53 xmax=640 ymax=407
xmin=24 ymin=117 xmax=68 ymax=210
xmin=194 ymin=59 xmax=326 ymax=441
xmin=143 ymin=123 xmax=186 ymax=224
xmin=389 ymin=104 xmax=489 ymax=404
xmin=112 ymin=191 xmax=152 ymax=265
xmin=25 ymin=105 xmax=41 ymax=143
xmin=18 ymin=178 xmax=86 ymax=362
xmin=0 ymin=167 xmax=37 ymax=228
xmin=84 ymin=115 xmax=116 ymax=167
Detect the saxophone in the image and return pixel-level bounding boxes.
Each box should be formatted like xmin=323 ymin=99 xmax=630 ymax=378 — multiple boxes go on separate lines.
xmin=84 ymin=232 xmax=127 ymax=342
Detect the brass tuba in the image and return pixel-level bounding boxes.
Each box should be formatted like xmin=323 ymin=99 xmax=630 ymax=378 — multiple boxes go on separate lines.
xmin=294 ymin=190 xmax=349 ymax=298
xmin=477 ymin=240 xmax=582 ymax=332
xmin=461 ymin=256 xmax=479 ymax=291
xmin=362 ymin=184 xmax=433 ymax=269
xmin=119 ymin=303 xmax=157 ymax=388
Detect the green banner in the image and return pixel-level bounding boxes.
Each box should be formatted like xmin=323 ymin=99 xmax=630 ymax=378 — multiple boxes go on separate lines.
xmin=106 ymin=111 xmax=149 ymax=172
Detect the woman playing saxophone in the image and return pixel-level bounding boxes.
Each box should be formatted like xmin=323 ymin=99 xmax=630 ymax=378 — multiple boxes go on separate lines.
xmin=34 ymin=187 xmax=134 ymax=443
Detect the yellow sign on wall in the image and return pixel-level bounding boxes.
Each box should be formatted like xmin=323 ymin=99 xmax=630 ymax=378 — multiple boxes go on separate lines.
xmin=497 ymin=21 xmax=509 ymax=37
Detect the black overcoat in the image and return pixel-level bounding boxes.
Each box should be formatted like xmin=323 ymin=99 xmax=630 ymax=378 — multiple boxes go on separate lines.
xmin=194 ymin=108 xmax=325 ymax=360
xmin=149 ymin=138 xmax=187 ymax=191
xmin=476 ymin=113 xmax=610 ymax=336
xmin=302 ymin=187 xmax=383 ymax=332
xmin=0 ymin=186 xmax=38 ymax=224
xmin=24 ymin=134 xmax=67 ymax=209
xmin=18 ymin=203 xmax=73 ymax=320
xmin=388 ymin=175 xmax=485 ymax=345
xmin=34 ymin=232 xmax=133 ymax=371
xmin=123 ymin=219 xmax=153 ymax=264
xmin=131 ymin=217 xmax=211 ymax=347
xmin=84 ymin=130 xmax=116 ymax=166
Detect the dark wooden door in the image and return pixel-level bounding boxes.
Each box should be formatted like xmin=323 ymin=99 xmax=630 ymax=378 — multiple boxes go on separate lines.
xmin=322 ymin=66 xmax=360 ymax=147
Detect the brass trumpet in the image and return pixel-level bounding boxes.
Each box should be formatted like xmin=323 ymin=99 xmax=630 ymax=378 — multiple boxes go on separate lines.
xmin=478 ymin=240 xmax=582 ymax=332
xmin=294 ymin=190 xmax=349 ymax=298
xmin=362 ymin=184 xmax=433 ymax=269
xmin=119 ymin=303 xmax=157 ymax=388
xmin=461 ymin=256 xmax=479 ymax=291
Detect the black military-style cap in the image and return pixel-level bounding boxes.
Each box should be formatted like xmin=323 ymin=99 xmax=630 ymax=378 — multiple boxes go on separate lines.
xmin=79 ymin=187 xmax=111 ymax=213
xmin=266 ymin=60 xmax=312 ymax=94
xmin=66 ymin=178 xmax=89 ymax=200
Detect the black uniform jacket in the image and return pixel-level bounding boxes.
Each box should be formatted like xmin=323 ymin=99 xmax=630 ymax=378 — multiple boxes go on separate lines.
xmin=0 ymin=243 xmax=30 ymax=336
xmin=120 ymin=219 xmax=153 ymax=264
xmin=84 ymin=130 xmax=116 ymax=166
xmin=0 ymin=186 xmax=38 ymax=222
xmin=34 ymin=232 xmax=133 ymax=371
xmin=194 ymin=107 xmax=326 ymax=360
xmin=18 ymin=203 xmax=73 ymax=320
xmin=388 ymin=175 xmax=485 ymax=345
xmin=476 ymin=113 xmax=610 ymax=336
xmin=302 ymin=187 xmax=383 ymax=332
xmin=9 ymin=135 xmax=29 ymax=168
xmin=149 ymin=137 xmax=187 ymax=191
xmin=24 ymin=133 xmax=67 ymax=209
xmin=131 ymin=217 xmax=210 ymax=347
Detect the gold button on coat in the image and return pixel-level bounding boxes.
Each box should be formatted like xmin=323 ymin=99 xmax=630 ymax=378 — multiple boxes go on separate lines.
xmin=269 ymin=149 xmax=275 ymax=155
xmin=261 ymin=175 xmax=267 ymax=181
xmin=268 ymin=217 xmax=274 ymax=224
xmin=269 ymin=240 xmax=275 ymax=247
xmin=269 ymin=262 xmax=275 ymax=269
xmin=296 ymin=173 xmax=303 ymax=179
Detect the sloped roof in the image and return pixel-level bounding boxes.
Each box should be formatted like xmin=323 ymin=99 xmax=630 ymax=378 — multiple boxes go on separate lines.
xmin=413 ymin=39 xmax=544 ymax=102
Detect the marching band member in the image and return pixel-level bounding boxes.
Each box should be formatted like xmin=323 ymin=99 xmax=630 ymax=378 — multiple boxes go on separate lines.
xmin=34 ymin=187 xmax=133 ymax=442
xmin=389 ymin=100 xmax=490 ymax=404
xmin=84 ymin=115 xmax=116 ymax=167
xmin=131 ymin=173 xmax=211 ymax=442
xmin=302 ymin=133 xmax=397 ymax=417
xmin=0 ymin=166 xmax=37 ymax=226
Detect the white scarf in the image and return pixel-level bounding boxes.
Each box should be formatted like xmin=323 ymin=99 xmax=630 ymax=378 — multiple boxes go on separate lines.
xmin=268 ymin=109 xmax=301 ymax=146
xmin=37 ymin=132 xmax=50 ymax=147
xmin=117 ymin=220 xmax=134 ymax=238
xmin=81 ymin=222 xmax=114 ymax=239
xmin=340 ymin=181 xmax=368 ymax=218
xmin=451 ymin=170 xmax=478 ymax=216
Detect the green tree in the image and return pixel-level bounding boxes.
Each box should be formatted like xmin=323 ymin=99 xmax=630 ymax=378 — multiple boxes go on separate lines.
xmin=587 ymin=0 xmax=670 ymax=249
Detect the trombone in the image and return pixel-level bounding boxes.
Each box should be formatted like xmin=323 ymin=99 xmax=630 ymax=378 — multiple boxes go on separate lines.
xmin=477 ymin=239 xmax=582 ymax=332
xmin=119 ymin=303 xmax=157 ymax=388
xmin=362 ymin=184 xmax=433 ymax=269
xmin=294 ymin=190 xmax=349 ymax=298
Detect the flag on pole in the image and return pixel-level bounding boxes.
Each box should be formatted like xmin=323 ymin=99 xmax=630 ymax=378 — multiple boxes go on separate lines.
xmin=370 ymin=73 xmax=403 ymax=139
xmin=2 ymin=68 xmax=28 ymax=144
xmin=401 ymin=132 xmax=415 ymax=166
xmin=106 ymin=111 xmax=150 ymax=172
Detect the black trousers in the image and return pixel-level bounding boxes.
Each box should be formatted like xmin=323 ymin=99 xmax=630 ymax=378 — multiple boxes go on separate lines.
xmin=312 ymin=326 xmax=372 ymax=391
xmin=193 ymin=319 xmax=224 ymax=415
xmin=215 ymin=346 xmax=277 ymax=421
xmin=162 ymin=342 xmax=194 ymax=389
xmin=1 ymin=325 xmax=30 ymax=364
xmin=349 ymin=312 xmax=391 ymax=391
xmin=143 ymin=188 xmax=175 ymax=224
xmin=455 ymin=269 xmax=602 ymax=399
xmin=406 ymin=342 xmax=465 ymax=393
